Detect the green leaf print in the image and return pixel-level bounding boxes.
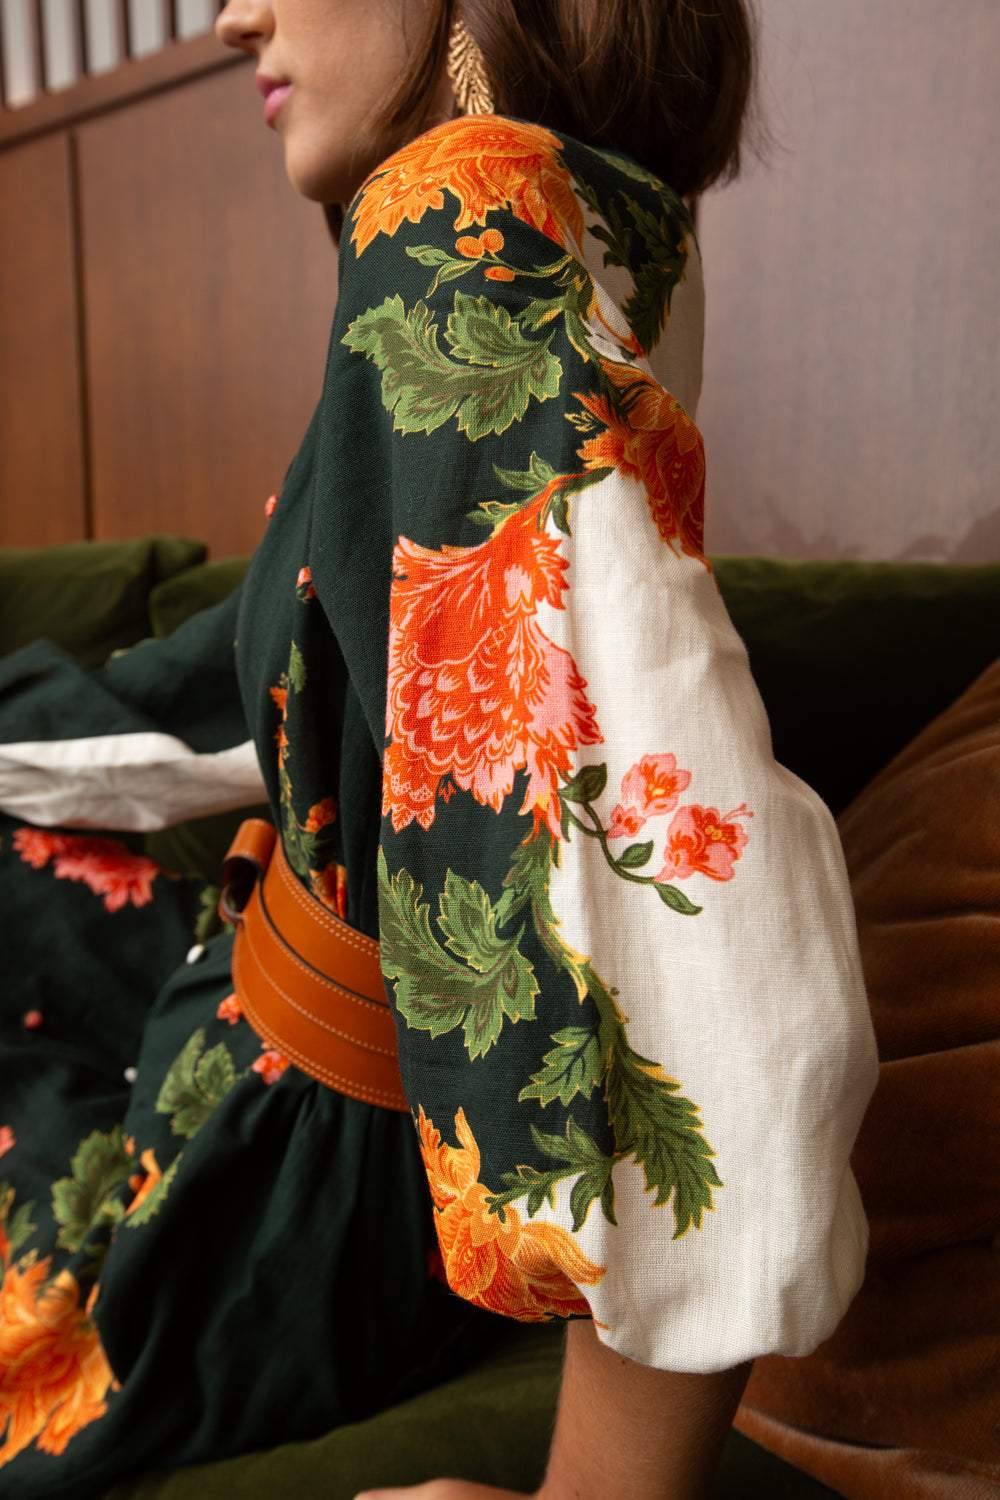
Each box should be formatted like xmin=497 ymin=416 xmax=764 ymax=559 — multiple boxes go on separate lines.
xmin=653 ymin=880 xmax=702 ymax=915
xmin=405 ymin=242 xmax=479 ymax=296
xmin=288 ymin=641 xmax=307 ymax=692
xmin=50 ymin=1125 xmax=133 ymax=1252
xmin=616 ymin=839 xmax=654 ymax=870
xmin=494 ymin=829 xmax=722 ymax=1236
xmin=518 ymin=1025 xmax=604 ymax=1108
xmin=156 ymin=1028 xmax=240 ymax=1138
xmin=378 ymin=849 xmax=539 ymax=1060
xmin=124 ymin=1156 xmax=181 ymax=1228
xmin=558 ymin=762 xmax=607 ymax=805
xmin=486 ymin=1116 xmax=617 ymax=1232
xmin=603 ymin=1024 xmax=723 ymax=1237
xmin=342 ymin=291 xmax=563 ymax=441
xmin=194 ymin=883 xmax=223 ymax=944
xmin=493 ymin=451 xmax=560 ymax=494
xmin=0 ymin=1183 xmax=38 ymax=1258
xmin=575 ymin=176 xmax=690 ymax=354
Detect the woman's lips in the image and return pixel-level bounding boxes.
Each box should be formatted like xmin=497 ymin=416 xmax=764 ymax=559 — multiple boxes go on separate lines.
xmin=264 ymin=85 xmax=292 ymax=126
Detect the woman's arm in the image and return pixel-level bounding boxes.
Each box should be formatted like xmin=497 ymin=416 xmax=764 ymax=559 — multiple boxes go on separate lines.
xmin=353 ymin=1318 xmax=752 ymax=1500
xmin=540 ymin=1319 xmax=753 ymax=1500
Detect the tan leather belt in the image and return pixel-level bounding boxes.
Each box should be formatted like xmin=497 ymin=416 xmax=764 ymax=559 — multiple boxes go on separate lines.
xmin=218 ymin=818 xmax=408 ymax=1112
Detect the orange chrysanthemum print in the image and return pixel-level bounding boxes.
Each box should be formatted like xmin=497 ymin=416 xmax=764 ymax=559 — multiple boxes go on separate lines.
xmin=0 ymin=1261 xmax=118 ymax=1468
xmin=350 ymin=116 xmax=585 ymax=258
xmin=576 ymin=357 xmax=709 ymax=567
xmin=383 ymin=492 xmax=602 ymax=837
xmin=417 ymin=1104 xmax=605 ymax=1321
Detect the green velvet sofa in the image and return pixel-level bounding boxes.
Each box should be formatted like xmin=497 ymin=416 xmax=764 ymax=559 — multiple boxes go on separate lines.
xmin=5 ymin=536 xmax=1000 ymax=1500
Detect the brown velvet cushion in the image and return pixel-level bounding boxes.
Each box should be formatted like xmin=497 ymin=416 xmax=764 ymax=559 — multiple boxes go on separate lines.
xmin=732 ymin=657 xmax=1000 ymax=1498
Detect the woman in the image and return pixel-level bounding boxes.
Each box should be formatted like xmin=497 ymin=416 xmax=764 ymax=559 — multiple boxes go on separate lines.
xmin=0 ymin=2 xmax=881 ymax=1497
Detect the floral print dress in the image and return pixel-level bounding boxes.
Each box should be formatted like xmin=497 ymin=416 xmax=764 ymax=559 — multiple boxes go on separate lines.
xmin=0 ymin=113 xmax=881 ymax=1497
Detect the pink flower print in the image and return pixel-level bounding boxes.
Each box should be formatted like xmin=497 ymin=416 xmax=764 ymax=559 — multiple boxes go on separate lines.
xmin=296 ymin=566 xmax=317 ymax=601
xmin=656 ymin=802 xmax=753 ymax=882
xmin=216 ymin=993 xmax=242 ymax=1026
xmin=606 ymin=753 xmax=692 ymax=838
xmin=13 ymin=828 xmax=161 ymax=911
xmin=606 ymin=803 xmax=645 ymax=839
xmin=12 ymin=828 xmax=64 ymax=869
xmin=252 ymin=1047 xmax=291 ymax=1085
xmin=0 ymin=1126 xmax=15 ymax=1159
xmin=264 ymin=493 xmax=278 ymax=517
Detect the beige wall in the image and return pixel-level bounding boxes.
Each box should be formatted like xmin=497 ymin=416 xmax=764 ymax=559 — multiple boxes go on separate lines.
xmin=697 ymin=0 xmax=1000 ymax=561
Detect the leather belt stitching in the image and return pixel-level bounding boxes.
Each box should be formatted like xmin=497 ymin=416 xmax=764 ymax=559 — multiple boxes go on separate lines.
xmin=244 ymin=897 xmax=400 ymax=1059
xmin=234 ymin=943 xmax=407 ymax=1109
xmin=259 ymin=882 xmax=391 ymax=1017
xmin=275 ymin=851 xmax=381 ymax=959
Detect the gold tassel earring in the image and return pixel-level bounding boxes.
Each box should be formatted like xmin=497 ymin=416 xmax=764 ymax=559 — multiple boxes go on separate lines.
xmin=446 ymin=12 xmax=495 ymax=116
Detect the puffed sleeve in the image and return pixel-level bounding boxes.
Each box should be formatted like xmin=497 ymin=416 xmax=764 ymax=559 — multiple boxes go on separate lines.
xmin=321 ymin=116 xmax=881 ymax=1373
xmin=0 ymin=587 xmax=265 ymax=831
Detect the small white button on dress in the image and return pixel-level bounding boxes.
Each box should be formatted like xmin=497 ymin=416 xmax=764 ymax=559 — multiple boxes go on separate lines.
xmin=186 ymin=943 xmax=205 ymax=965
xmin=123 ymin=1066 xmax=138 ymax=1084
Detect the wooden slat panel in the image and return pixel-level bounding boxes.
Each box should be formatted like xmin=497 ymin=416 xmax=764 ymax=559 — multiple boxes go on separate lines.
xmin=0 ymin=130 xmax=85 ymax=544
xmin=80 ymin=58 xmax=338 ymax=557
xmin=0 ymin=31 xmax=238 ymax=149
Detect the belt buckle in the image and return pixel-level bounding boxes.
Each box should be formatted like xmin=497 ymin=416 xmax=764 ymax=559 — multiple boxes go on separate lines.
xmin=218 ymin=817 xmax=278 ymax=926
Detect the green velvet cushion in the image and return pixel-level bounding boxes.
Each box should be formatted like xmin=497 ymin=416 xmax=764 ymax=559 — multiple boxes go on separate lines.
xmin=0 ymin=536 xmax=206 ymax=669
xmin=712 ymin=556 xmax=1000 ymax=815
xmin=101 ymin=1320 xmax=839 ymax=1500
xmin=147 ymin=557 xmax=252 ymax=640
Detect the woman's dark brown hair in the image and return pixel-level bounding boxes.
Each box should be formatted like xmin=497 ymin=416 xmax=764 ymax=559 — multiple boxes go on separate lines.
xmin=324 ymin=0 xmax=768 ymax=244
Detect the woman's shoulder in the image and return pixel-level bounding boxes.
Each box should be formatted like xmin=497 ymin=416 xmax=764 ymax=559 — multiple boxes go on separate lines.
xmin=339 ymin=112 xmax=701 ymax=368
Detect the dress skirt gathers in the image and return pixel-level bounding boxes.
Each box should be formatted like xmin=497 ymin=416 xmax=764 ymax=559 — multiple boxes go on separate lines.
xmin=0 ymin=112 xmax=881 ymax=1498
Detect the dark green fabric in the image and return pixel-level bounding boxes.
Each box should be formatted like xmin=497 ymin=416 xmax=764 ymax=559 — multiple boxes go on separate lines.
xmin=100 ymin=1319 xmax=840 ymax=1500
xmin=0 ymin=537 xmax=206 ymax=669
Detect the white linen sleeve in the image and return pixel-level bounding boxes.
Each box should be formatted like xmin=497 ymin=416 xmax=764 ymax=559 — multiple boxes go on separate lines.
xmin=537 ymin=465 xmax=881 ymax=1371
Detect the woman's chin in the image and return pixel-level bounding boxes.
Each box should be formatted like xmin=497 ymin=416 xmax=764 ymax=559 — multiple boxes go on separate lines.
xmin=281 ymin=137 xmax=351 ymax=206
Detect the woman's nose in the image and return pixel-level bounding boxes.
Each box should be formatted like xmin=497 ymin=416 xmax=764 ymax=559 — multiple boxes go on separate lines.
xmin=215 ymin=1 xmax=274 ymax=52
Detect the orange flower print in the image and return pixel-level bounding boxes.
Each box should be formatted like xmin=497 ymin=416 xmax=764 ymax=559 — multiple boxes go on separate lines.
xmin=13 ymin=829 xmax=161 ymax=912
xmin=309 ymin=863 xmax=348 ymax=919
xmin=0 ymin=1127 xmax=14 ymax=1160
xmin=269 ymin=683 xmax=290 ymax=769
xmin=252 ymin=1047 xmax=290 ymax=1085
xmin=575 ymin=357 xmax=708 ymax=567
xmin=384 ymin=493 xmax=602 ymax=838
xmin=0 ymin=1261 xmax=119 ymax=1468
xmin=607 ymin=753 xmax=693 ymax=839
xmin=656 ymin=803 xmax=753 ymax=883
xmin=216 ymin=993 xmax=242 ymax=1026
xmin=295 ymin=565 xmax=317 ymax=602
xmin=303 ymin=798 xmax=337 ymax=834
xmin=417 ymin=1105 xmax=605 ymax=1321
xmin=264 ymin=492 xmax=278 ymax=518
xmin=124 ymin=1148 xmax=162 ymax=1218
xmin=456 ymin=228 xmax=506 ymax=260
xmin=350 ymin=116 xmax=585 ymax=258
